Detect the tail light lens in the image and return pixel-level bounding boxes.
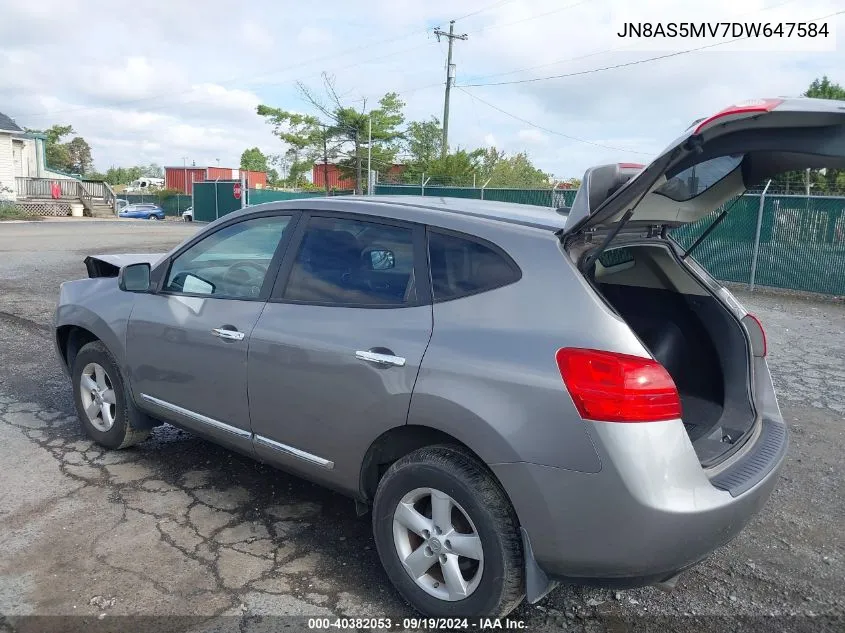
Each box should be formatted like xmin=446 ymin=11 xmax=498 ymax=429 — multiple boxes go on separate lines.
xmin=742 ymin=313 xmax=767 ymax=357
xmin=556 ymin=348 xmax=682 ymax=423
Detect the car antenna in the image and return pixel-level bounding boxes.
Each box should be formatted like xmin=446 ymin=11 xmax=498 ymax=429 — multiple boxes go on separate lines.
xmin=682 ymin=190 xmax=747 ymax=261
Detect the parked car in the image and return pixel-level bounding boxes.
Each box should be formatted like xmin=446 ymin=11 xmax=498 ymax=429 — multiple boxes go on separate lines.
xmin=54 ymin=97 xmax=842 ymax=617
xmin=119 ymin=204 xmax=165 ymax=220
xmin=182 ymin=206 xmax=193 ymax=222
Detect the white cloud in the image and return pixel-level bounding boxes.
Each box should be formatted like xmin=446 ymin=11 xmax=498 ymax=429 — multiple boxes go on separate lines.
xmin=0 ymin=0 xmax=842 ymax=176
xmin=517 ymin=128 xmax=547 ymax=145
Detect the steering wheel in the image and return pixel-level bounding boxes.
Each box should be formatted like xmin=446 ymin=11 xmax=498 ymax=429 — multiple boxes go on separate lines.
xmin=222 ymin=261 xmax=267 ymax=297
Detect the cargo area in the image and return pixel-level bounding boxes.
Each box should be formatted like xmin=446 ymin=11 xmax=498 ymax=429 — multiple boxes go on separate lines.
xmin=587 ymin=242 xmax=757 ymax=465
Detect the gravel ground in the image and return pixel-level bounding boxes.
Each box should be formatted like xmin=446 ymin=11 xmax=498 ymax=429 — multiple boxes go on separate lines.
xmin=0 ymin=219 xmax=842 ymax=632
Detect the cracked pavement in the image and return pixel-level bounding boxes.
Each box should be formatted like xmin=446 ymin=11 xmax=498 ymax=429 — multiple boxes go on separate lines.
xmin=0 ymin=220 xmax=842 ymax=632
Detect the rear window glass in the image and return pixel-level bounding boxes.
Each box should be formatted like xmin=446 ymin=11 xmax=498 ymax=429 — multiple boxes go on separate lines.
xmin=655 ymin=154 xmax=743 ymax=201
xmin=428 ymin=231 xmax=520 ymax=302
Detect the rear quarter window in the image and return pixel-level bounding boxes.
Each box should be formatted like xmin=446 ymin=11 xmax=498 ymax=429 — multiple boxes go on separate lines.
xmin=428 ymin=230 xmax=521 ymax=302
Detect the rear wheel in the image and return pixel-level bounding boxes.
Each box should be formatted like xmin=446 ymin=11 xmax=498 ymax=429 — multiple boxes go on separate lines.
xmin=71 ymin=341 xmax=150 ymax=450
xmin=372 ymin=445 xmax=524 ymax=617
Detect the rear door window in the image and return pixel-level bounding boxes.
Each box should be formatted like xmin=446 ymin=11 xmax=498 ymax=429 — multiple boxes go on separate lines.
xmin=428 ymin=230 xmax=521 ymax=302
xmin=281 ymin=216 xmax=419 ymax=307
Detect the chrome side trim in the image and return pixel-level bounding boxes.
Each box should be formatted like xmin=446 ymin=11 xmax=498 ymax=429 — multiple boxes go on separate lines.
xmin=140 ymin=394 xmax=252 ymax=439
xmin=254 ymin=434 xmax=335 ymax=470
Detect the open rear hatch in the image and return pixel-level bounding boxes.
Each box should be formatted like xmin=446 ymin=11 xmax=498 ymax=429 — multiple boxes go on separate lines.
xmin=561 ymin=97 xmax=845 ymax=465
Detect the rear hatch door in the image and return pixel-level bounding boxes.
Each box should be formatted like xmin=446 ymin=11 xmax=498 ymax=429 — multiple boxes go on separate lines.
xmin=563 ymin=97 xmax=845 ymax=239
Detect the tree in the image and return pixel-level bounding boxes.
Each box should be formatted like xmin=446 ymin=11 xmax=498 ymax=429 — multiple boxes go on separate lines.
xmin=240 ymin=147 xmax=269 ymax=172
xmin=258 ymin=75 xmax=406 ymax=193
xmin=142 ymin=163 xmax=164 ymax=178
xmin=418 ymin=149 xmax=484 ymax=185
xmin=257 ymin=105 xmax=330 ymax=189
xmin=805 ymin=76 xmax=845 ymax=100
xmin=405 ymin=117 xmax=443 ymax=165
xmin=771 ymin=77 xmax=845 ymax=194
xmin=400 ymin=117 xmax=444 ymax=182
xmin=484 ymin=149 xmax=550 ymax=188
xmin=66 ymin=136 xmax=93 ymax=174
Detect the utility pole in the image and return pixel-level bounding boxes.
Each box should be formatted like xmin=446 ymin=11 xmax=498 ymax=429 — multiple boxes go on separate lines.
xmin=355 ymin=128 xmax=362 ymax=196
xmin=323 ymin=130 xmax=330 ymax=198
xmin=434 ymin=20 xmax=468 ymax=158
xmin=367 ymin=114 xmax=372 ymax=195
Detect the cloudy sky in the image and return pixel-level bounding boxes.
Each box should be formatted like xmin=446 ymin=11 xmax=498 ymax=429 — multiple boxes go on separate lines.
xmin=1 ymin=0 xmax=843 ymax=179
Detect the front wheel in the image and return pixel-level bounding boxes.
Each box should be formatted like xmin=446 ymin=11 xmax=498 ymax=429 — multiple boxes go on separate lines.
xmin=71 ymin=341 xmax=151 ymax=450
xmin=372 ymin=445 xmax=525 ymax=618
xmin=148 ymin=215 xmax=160 ymax=221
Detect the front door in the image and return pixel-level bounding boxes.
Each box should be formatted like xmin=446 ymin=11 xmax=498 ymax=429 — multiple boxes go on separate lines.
xmin=247 ymin=213 xmax=433 ymax=492
xmin=126 ymin=212 xmax=297 ymax=451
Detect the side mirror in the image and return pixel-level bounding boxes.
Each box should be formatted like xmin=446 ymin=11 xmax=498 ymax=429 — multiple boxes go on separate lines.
xmin=119 ymin=263 xmax=151 ymax=292
xmin=365 ymin=248 xmax=395 ymax=271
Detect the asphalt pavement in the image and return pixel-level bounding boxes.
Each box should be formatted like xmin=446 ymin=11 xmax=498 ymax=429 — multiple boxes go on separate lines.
xmin=0 ymin=219 xmax=842 ymax=632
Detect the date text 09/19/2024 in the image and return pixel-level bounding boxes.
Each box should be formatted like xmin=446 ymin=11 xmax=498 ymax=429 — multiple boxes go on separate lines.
xmin=307 ymin=617 xmax=527 ymax=630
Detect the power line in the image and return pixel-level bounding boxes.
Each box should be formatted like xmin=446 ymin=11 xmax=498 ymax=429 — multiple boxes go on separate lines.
xmin=455 ymin=87 xmax=652 ymax=155
xmin=453 ymin=0 xmax=517 ymax=23
xmin=462 ymin=8 xmax=845 ymax=87
xmin=471 ymin=0 xmax=591 ymax=35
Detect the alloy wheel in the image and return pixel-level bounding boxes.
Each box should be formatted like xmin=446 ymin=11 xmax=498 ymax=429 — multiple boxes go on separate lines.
xmin=392 ymin=487 xmax=484 ymax=601
xmin=79 ymin=362 xmax=117 ymax=432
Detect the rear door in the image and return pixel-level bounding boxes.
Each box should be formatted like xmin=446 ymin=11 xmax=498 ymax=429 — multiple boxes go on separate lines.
xmin=564 ymin=98 xmax=845 ymax=239
xmin=247 ymin=211 xmax=432 ymax=493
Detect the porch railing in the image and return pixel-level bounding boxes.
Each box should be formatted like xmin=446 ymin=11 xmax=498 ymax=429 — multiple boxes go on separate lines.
xmin=16 ymin=177 xmax=116 ymax=214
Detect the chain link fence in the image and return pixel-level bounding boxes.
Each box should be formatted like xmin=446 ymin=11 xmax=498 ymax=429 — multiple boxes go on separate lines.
xmin=672 ymin=193 xmax=845 ymax=296
xmin=373 ymin=183 xmax=578 ymax=208
xmin=123 ymin=193 xmax=192 ymax=217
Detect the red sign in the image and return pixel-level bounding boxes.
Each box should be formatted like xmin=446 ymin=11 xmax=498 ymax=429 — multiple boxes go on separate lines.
xmin=233 ymin=183 xmax=242 ymax=199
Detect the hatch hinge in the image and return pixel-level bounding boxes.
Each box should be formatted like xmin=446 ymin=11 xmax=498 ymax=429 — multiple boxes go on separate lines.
xmin=645 ymin=224 xmax=670 ymax=238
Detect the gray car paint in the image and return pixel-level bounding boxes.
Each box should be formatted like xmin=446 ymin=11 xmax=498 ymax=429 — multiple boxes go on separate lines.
xmin=248 ymin=302 xmax=433 ymax=492
xmin=125 ymin=292 xmax=266 ymax=454
xmin=63 ymin=98 xmax=845 ymax=598
xmin=54 ymin=196 xmax=786 ymax=597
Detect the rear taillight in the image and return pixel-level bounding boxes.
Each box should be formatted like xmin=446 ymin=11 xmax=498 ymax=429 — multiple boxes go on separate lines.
xmin=555 ymin=348 xmax=682 ymax=423
xmin=742 ymin=313 xmax=767 ymax=357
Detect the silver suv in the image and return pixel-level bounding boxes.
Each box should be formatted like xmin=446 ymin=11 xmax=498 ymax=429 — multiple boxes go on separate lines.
xmin=54 ymin=97 xmax=837 ymax=618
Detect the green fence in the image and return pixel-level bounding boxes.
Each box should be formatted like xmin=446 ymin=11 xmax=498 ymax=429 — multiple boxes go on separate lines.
xmin=671 ymin=194 xmax=845 ymax=296
xmin=192 ymin=181 xmax=243 ymax=223
xmin=373 ymin=184 xmax=577 ymax=208
xmin=123 ymin=193 xmax=192 ymax=216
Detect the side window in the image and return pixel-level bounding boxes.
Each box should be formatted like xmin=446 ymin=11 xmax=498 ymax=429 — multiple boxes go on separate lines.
xmin=164 ymin=215 xmax=292 ymax=299
xmin=283 ymin=216 xmax=416 ymax=307
xmin=428 ymin=231 xmax=520 ymax=302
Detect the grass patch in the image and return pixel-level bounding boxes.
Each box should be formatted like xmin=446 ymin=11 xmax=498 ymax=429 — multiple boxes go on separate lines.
xmin=0 ymin=203 xmax=39 ymax=221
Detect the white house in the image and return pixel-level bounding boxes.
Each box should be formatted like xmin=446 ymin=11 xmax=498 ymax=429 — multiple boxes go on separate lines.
xmin=0 ymin=110 xmax=75 ymax=200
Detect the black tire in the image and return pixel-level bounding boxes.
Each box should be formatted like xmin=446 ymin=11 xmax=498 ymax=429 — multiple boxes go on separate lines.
xmin=372 ymin=445 xmax=525 ymax=618
xmin=71 ymin=341 xmax=150 ymax=450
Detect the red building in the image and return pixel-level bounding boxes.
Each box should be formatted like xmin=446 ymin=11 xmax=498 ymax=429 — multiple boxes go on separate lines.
xmin=165 ymin=166 xmax=267 ymax=195
xmin=312 ymin=161 xmax=405 ymax=190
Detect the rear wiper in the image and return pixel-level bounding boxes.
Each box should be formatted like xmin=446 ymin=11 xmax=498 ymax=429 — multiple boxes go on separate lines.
xmin=681 ymin=191 xmax=747 ymax=261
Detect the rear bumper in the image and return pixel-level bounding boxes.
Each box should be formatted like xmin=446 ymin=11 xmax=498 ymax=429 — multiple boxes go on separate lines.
xmin=492 ymin=415 xmax=787 ymax=582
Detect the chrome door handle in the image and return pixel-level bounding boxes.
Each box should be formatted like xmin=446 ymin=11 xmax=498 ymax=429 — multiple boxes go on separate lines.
xmin=212 ymin=328 xmax=245 ymax=341
xmin=355 ymin=350 xmax=406 ymax=367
